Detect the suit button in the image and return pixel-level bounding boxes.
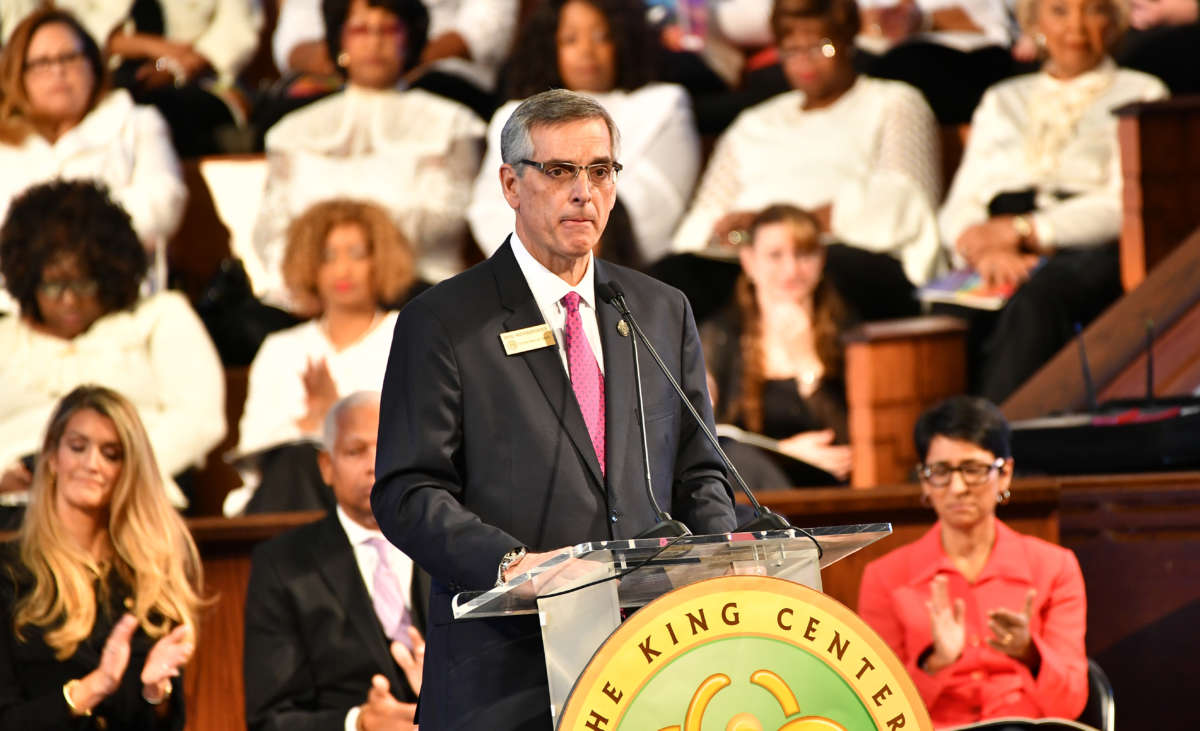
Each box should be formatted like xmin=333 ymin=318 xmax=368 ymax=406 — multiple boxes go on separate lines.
xmin=609 ymin=510 xmax=620 ymax=523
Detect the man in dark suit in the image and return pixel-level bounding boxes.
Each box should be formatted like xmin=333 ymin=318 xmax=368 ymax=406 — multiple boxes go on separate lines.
xmin=244 ymin=392 xmax=430 ymax=731
xmin=372 ymin=89 xmax=738 ymax=730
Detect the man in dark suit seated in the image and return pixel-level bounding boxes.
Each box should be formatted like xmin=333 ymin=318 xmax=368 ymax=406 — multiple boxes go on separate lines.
xmin=372 ymin=88 xmax=738 ymax=730
xmin=244 ymin=391 xmax=429 ymax=731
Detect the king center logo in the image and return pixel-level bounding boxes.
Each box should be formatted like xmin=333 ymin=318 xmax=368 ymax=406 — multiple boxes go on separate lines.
xmin=557 ymin=575 xmax=932 ymax=731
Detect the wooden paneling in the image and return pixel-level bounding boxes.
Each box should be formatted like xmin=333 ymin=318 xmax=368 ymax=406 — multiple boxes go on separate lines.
xmin=1117 ymin=97 xmax=1200 ymax=292
xmin=844 ymin=316 xmax=968 ymax=487
xmin=1098 ymin=302 xmax=1200 ymax=401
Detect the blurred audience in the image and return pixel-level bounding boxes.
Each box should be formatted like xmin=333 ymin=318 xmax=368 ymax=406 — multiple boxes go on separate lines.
xmin=468 ymin=0 xmax=701 ymax=267
xmin=0 ymin=181 xmax=225 ymax=515
xmin=252 ymin=0 xmax=484 ymax=303
xmin=0 ymin=385 xmax=204 ymax=728
xmin=4 ymin=0 xmax=263 ymax=156
xmin=857 ymin=0 xmax=1021 ymax=124
xmin=271 ymin=0 xmax=518 ymax=120
xmin=1117 ymin=0 xmax=1200 ymax=94
xmin=226 ymin=200 xmax=416 ymax=516
xmin=859 ymin=396 xmax=1088 ymax=727
xmin=938 ymin=0 xmax=1168 ymax=402
xmin=0 ymin=8 xmax=185 ymax=308
xmin=244 ymin=391 xmax=427 ymax=731
xmin=703 ymin=205 xmax=853 ymax=485
xmin=668 ymin=0 xmax=941 ymax=321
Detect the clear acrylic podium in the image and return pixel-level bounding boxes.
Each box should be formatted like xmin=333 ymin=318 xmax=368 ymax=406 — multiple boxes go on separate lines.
xmin=451 ymin=523 xmax=892 ymax=725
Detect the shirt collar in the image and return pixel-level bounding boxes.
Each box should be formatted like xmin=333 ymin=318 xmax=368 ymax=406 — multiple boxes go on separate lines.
xmin=336 ymin=504 xmax=387 ymax=548
xmin=509 ymin=231 xmax=597 ymax=314
xmin=903 ymin=519 xmax=1033 ymax=587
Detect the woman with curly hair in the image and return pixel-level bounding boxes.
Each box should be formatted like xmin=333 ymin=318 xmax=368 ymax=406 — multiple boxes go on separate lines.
xmin=226 ymin=198 xmax=417 ymax=516
xmin=0 ymin=7 xmax=185 ymax=310
xmin=0 ymin=385 xmax=205 ymax=729
xmin=702 ymin=204 xmax=854 ymax=485
xmin=466 ymin=0 xmax=700 ymax=267
xmin=0 ymin=181 xmax=225 ymax=519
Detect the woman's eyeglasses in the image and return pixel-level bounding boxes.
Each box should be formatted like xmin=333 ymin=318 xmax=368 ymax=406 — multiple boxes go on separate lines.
xmin=917 ymin=459 xmax=1006 ymax=488
xmin=23 ymin=50 xmax=87 ymax=77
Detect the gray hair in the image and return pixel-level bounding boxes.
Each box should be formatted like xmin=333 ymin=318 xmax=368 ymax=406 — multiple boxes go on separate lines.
xmin=499 ymin=89 xmax=621 ymax=173
xmin=321 ymin=390 xmax=381 ymax=451
xmin=1015 ymin=0 xmax=1128 ymax=38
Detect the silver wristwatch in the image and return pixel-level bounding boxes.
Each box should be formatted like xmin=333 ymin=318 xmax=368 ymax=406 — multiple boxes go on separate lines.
xmin=496 ymin=546 xmax=527 ymax=586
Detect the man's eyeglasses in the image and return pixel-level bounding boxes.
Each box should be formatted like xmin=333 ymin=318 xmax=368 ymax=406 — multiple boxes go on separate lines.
xmin=917 ymin=459 xmax=1006 ymax=488
xmin=519 ymin=159 xmax=622 ymax=188
xmin=23 ymin=50 xmax=87 ymax=77
xmin=38 ymin=279 xmax=98 ymax=300
xmin=778 ymin=38 xmax=837 ymax=61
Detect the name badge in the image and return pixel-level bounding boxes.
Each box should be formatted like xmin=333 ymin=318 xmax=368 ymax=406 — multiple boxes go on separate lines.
xmin=500 ymin=324 xmax=556 ymax=355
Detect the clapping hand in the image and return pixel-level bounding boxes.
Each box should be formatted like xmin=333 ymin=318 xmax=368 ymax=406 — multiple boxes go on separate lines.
xmin=922 ymin=574 xmax=966 ymax=673
xmin=987 ymin=588 xmax=1039 ymax=666
xmin=297 ymin=357 xmax=339 ymax=432
xmin=141 ymin=624 xmax=194 ymax=703
xmin=778 ymin=429 xmax=853 ymax=481
xmin=358 ymin=674 xmax=417 ymax=730
xmin=390 ymin=627 xmax=426 ymax=697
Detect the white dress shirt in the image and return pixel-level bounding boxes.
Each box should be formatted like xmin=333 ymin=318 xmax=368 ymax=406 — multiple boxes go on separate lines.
xmin=672 ymin=77 xmax=944 ymax=286
xmin=468 ymin=84 xmax=701 ymax=264
xmin=510 ymin=233 xmax=605 ymax=376
xmin=939 ymin=61 xmax=1169 ymax=255
xmin=335 ymin=505 xmax=415 ymax=731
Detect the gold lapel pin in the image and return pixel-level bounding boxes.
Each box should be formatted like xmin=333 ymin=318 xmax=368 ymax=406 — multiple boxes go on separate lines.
xmin=617 ymin=320 xmax=630 ymax=337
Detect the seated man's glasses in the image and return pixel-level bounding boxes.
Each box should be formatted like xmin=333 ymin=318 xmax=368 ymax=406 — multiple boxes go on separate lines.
xmin=519 ymin=159 xmax=623 ymax=188
xmin=917 ymin=459 xmax=1006 ymax=488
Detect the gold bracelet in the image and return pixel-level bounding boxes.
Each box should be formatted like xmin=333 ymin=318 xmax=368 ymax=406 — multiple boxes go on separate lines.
xmin=63 ymin=679 xmax=92 ymax=717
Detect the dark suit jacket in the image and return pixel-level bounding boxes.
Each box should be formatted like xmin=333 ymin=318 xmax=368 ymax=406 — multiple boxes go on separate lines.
xmin=0 ymin=543 xmax=185 ymax=730
xmin=243 ymin=512 xmax=431 ymax=731
xmin=372 ymin=241 xmax=737 ymax=730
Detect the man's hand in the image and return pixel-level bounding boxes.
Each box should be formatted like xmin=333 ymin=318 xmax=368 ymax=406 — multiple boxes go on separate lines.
xmin=358 ymin=675 xmax=417 ymax=731
xmin=975 ymin=250 xmax=1040 ymax=289
xmin=390 ymin=627 xmax=426 ymax=696
xmin=955 ymin=217 xmax=1023 ymax=264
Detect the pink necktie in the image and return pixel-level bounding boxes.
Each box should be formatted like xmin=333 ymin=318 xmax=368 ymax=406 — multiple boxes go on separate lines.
xmin=562 ymin=292 xmax=605 ymax=474
xmin=366 ymin=536 xmax=413 ymax=649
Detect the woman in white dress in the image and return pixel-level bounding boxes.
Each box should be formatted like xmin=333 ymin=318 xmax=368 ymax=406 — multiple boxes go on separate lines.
xmin=252 ymin=0 xmax=484 ymax=306
xmin=227 ymin=199 xmax=417 ymax=516
xmin=938 ymin=0 xmax=1168 ymax=401
xmin=467 ymin=0 xmax=701 ymax=268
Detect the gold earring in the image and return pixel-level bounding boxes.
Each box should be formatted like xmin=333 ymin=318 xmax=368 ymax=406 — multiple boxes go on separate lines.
xmin=337 ymin=52 xmax=350 ymax=67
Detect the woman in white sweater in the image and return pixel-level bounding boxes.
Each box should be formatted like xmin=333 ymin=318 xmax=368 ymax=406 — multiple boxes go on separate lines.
xmin=0 ymin=181 xmax=225 ymax=517
xmin=938 ymin=0 xmax=1168 ymax=401
xmin=226 ymin=199 xmax=417 ymax=516
xmin=0 ymin=8 xmax=185 ymax=309
xmin=467 ymin=0 xmax=701 ymax=267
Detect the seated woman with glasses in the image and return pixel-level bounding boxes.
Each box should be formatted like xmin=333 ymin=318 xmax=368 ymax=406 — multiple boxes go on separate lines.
xmin=857 ymin=396 xmax=1088 ymax=727
xmin=467 ymin=0 xmax=700 ymax=268
xmin=0 ymin=181 xmax=225 ymax=524
xmin=252 ymin=0 xmax=484 ymax=309
xmin=0 ymin=8 xmax=186 ymax=312
xmin=668 ymin=0 xmax=942 ymax=322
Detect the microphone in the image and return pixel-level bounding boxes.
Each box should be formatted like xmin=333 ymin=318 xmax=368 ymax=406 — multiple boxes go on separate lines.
xmin=596 ymin=281 xmax=690 ymax=539
xmin=597 ymin=281 xmax=791 ymax=533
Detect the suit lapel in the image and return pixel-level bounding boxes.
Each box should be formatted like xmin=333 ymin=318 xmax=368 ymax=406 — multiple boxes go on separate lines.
xmin=309 ymin=514 xmax=401 ymax=690
xmin=492 ymin=241 xmax=606 ymax=493
xmin=594 ymin=260 xmax=634 ymax=501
